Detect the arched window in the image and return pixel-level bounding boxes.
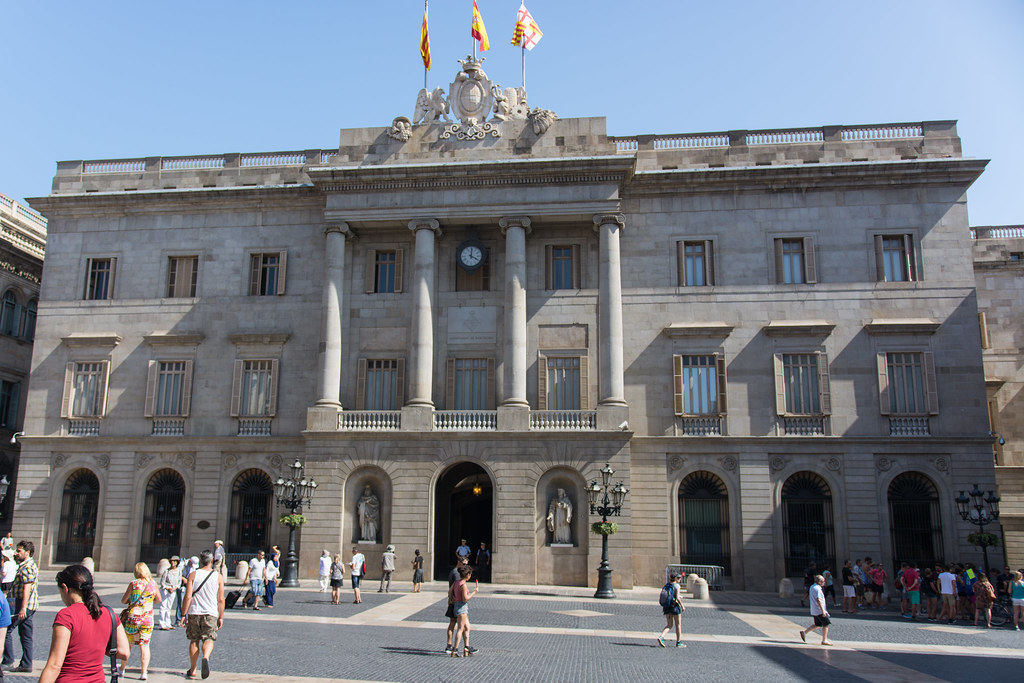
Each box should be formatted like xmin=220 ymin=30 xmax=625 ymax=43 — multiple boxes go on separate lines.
xmin=678 ymin=471 xmax=731 ymax=575
xmin=56 ymin=470 xmax=99 ymax=563
xmin=141 ymin=469 xmax=185 ymax=563
xmin=888 ymin=472 xmax=944 ymax=569
xmin=782 ymin=472 xmax=836 ymax=576
xmin=0 ymin=291 xmax=17 ymax=337
xmin=21 ymin=300 xmax=36 ymax=341
xmin=228 ymin=469 xmax=273 ymax=555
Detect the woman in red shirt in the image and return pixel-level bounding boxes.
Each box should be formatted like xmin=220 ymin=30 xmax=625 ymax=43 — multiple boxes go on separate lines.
xmin=39 ymin=565 xmax=129 ymax=683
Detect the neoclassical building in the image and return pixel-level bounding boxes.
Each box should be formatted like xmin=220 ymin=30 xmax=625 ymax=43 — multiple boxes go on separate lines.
xmin=14 ymin=61 xmax=1000 ymax=589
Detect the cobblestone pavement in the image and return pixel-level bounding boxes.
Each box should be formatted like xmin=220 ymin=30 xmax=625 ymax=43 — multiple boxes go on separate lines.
xmin=4 ymin=573 xmax=1021 ymax=682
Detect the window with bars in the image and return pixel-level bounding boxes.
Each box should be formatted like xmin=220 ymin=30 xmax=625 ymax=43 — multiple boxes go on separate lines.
xmin=774 ymin=353 xmax=830 ymax=416
xmin=446 ymin=358 xmax=494 ymax=410
xmin=84 ymin=258 xmax=116 ymax=300
xmin=545 ymin=244 xmax=581 ymax=290
xmin=677 ymin=240 xmax=715 ymax=286
xmin=678 ymin=471 xmax=731 ymax=574
xmin=672 ymin=354 xmax=726 ymax=415
xmin=167 ymin=256 xmax=199 ymax=297
xmin=248 ymin=252 xmax=286 ymax=296
xmin=55 ymin=469 xmax=99 ymax=564
xmin=230 ymin=359 xmax=278 ymax=417
xmin=0 ymin=379 xmax=20 ymax=429
xmin=61 ymin=361 xmax=110 ymax=418
xmin=357 ymin=358 xmax=404 ymax=410
xmin=773 ymin=237 xmax=816 ymax=284
xmin=141 ymin=469 xmax=185 ymax=564
xmin=874 ymin=234 xmax=917 ymax=282
xmin=145 ymin=360 xmax=193 ymax=417
xmin=877 ymin=351 xmax=938 ymax=416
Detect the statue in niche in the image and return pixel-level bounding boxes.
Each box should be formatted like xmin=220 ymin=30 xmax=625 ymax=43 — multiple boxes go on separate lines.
xmin=546 ymin=488 xmax=574 ymax=545
xmin=357 ymin=483 xmax=381 ymax=542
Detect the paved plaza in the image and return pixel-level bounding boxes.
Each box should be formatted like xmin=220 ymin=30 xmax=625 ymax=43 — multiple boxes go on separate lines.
xmin=5 ymin=572 xmax=1021 ymax=682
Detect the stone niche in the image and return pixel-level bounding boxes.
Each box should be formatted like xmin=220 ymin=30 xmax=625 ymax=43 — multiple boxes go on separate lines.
xmin=535 ymin=467 xmax=588 ymax=586
xmin=344 ymin=467 xmax=392 ymax=578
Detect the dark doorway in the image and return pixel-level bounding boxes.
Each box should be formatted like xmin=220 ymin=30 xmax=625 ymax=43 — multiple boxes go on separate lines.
xmin=433 ymin=462 xmax=493 ymax=581
xmin=55 ymin=469 xmax=99 ymax=563
xmin=140 ymin=469 xmax=185 ymax=564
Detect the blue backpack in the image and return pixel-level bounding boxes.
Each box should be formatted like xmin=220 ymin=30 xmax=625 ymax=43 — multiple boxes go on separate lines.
xmin=659 ymin=582 xmax=677 ymax=608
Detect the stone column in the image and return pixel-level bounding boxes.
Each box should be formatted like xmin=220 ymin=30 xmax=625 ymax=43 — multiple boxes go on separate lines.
xmin=498 ymin=216 xmax=531 ymax=407
xmin=594 ymin=214 xmax=626 ymax=406
xmin=407 ymin=219 xmax=441 ymax=407
xmin=315 ymin=223 xmax=352 ymax=407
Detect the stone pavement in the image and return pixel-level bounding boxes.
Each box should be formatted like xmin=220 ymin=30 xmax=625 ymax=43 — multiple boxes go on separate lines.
xmin=4 ymin=573 xmax=1021 ymax=682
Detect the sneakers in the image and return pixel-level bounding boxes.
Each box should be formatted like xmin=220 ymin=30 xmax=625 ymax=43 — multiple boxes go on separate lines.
xmin=444 ymin=644 xmax=454 ymax=654
xmin=657 ymin=636 xmax=665 ymax=647
xmin=902 ymin=613 xmax=912 ymax=619
xmin=201 ymin=658 xmax=210 ymax=680
xmin=675 ymin=641 xmax=686 ymax=648
xmin=464 ymin=646 xmax=478 ymax=656
xmin=799 ymin=630 xmax=806 ymax=643
xmin=10 ymin=666 xmax=32 ymax=673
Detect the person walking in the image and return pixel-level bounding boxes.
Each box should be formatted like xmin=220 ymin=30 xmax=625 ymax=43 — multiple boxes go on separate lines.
xmin=177 ymin=557 xmax=196 ymax=624
xmin=973 ymin=573 xmax=996 ymax=628
xmin=120 ymin=561 xmax=161 ymax=680
xmin=379 ymin=545 xmax=396 ymax=593
xmin=841 ymin=560 xmax=857 ymax=614
xmin=3 ymin=540 xmax=39 ymax=673
xmin=263 ymin=559 xmax=279 ymax=608
xmin=1010 ymin=571 xmax=1024 ymax=630
xmin=411 ymin=549 xmax=424 ymax=593
xmin=243 ymin=550 xmax=266 ymax=611
xmin=445 ymin=557 xmax=469 ymax=654
xmin=318 ymin=550 xmax=331 ymax=593
xmin=822 ymin=565 xmax=837 ymax=608
xmin=0 ymin=549 xmax=15 ymax=595
xmin=657 ymin=572 xmax=686 ymax=648
xmin=329 ymin=555 xmax=345 ymax=605
xmin=38 ymin=565 xmax=129 ymax=683
xmin=349 ymin=547 xmax=366 ymax=604
xmin=158 ymin=556 xmax=182 ymax=630
xmin=212 ymin=541 xmax=226 ymax=579
xmin=180 ymin=549 xmax=225 ymax=680
xmin=799 ymin=574 xmax=833 ymax=646
xmin=448 ymin=565 xmax=479 ymax=657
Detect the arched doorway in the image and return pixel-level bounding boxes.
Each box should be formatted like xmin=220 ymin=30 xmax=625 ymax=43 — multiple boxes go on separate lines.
xmin=228 ymin=469 xmax=273 ymax=556
xmin=678 ymin=471 xmax=731 ymax=574
xmin=888 ymin=472 xmax=944 ymax=569
xmin=781 ymin=471 xmax=835 ymax=576
xmin=141 ymin=469 xmax=185 ymax=564
xmin=433 ymin=462 xmax=492 ymax=581
xmin=56 ymin=470 xmax=99 ymax=563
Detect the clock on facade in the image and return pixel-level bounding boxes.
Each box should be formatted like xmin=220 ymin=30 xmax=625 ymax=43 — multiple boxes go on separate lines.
xmin=456 ymin=240 xmax=486 ymax=273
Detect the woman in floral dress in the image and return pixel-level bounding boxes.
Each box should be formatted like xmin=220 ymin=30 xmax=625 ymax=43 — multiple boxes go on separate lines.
xmin=120 ymin=562 xmax=161 ymax=680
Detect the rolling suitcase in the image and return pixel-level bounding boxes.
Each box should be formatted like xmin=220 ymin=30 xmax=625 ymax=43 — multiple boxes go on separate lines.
xmin=225 ymin=589 xmax=243 ymax=609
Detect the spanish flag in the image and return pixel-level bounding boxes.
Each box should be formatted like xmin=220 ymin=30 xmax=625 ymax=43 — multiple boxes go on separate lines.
xmin=471 ymin=0 xmax=490 ymax=51
xmin=420 ymin=4 xmax=431 ymax=70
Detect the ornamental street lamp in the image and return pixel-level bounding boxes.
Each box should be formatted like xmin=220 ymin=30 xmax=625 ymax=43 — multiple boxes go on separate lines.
xmin=955 ymin=484 xmax=1000 ymax=573
xmin=588 ymin=463 xmax=629 ymax=599
xmin=274 ymin=459 xmax=317 ymax=588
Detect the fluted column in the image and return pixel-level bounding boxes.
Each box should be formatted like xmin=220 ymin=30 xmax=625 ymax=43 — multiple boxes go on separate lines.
xmin=499 ymin=216 xmax=531 ymax=407
xmin=594 ymin=214 xmax=626 ymax=406
xmin=315 ymin=223 xmax=352 ymax=407
xmin=407 ymin=219 xmax=441 ymax=407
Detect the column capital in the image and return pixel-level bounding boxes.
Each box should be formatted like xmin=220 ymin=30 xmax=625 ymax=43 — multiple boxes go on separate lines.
xmin=408 ymin=218 xmax=441 ymax=236
xmin=592 ymin=214 xmax=625 ymax=232
xmin=324 ymin=222 xmax=354 ymax=238
xmin=499 ymin=216 xmax=532 ymax=235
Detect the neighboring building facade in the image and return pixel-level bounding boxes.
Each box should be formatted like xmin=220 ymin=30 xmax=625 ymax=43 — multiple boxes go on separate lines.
xmin=13 ymin=62 xmax=999 ymax=589
xmin=973 ymin=225 xmax=1024 ymax=569
xmin=0 ymin=192 xmax=46 ymax=532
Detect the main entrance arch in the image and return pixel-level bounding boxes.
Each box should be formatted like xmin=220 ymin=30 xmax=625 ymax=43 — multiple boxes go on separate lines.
xmin=433 ymin=462 xmax=493 ymax=581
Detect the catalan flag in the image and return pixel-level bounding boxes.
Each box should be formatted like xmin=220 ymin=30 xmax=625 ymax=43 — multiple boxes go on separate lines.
xmin=471 ymin=0 xmax=490 ymax=51
xmin=511 ymin=1 xmax=542 ymax=50
xmin=420 ymin=3 xmax=431 ymax=70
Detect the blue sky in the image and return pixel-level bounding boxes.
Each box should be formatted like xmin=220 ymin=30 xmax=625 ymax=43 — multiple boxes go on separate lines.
xmin=2 ymin=1 xmax=1021 ymax=226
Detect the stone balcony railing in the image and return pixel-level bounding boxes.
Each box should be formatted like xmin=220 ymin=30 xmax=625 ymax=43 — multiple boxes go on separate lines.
xmin=0 ymin=192 xmax=47 ymax=256
xmin=334 ymin=409 xmax=599 ymax=432
xmin=971 ymin=226 xmax=1024 ymax=240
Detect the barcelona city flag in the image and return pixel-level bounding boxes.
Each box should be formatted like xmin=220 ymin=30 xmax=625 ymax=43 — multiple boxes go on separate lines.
xmin=471 ymin=0 xmax=490 ymax=51
xmin=511 ymin=1 xmax=543 ymax=50
xmin=420 ymin=4 xmax=431 ymax=70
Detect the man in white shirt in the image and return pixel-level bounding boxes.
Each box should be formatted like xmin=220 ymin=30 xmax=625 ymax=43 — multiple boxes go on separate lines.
xmin=318 ymin=550 xmax=331 ymax=592
xmin=937 ymin=565 xmax=958 ymax=623
xmin=799 ymin=574 xmax=833 ymax=646
xmin=244 ymin=551 xmax=266 ymax=611
xmin=349 ymin=547 xmax=366 ymax=604
xmin=263 ymin=559 xmax=279 ymax=608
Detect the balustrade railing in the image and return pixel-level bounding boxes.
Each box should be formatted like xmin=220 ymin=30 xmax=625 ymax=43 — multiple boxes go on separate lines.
xmin=841 ymin=124 xmax=923 ymax=140
xmin=151 ymin=418 xmax=186 ymax=436
xmin=161 ymin=157 xmax=225 ymax=170
xmin=746 ymin=129 xmax=823 ymax=145
xmin=971 ymin=226 xmax=1024 ymax=240
xmin=679 ymin=416 xmax=722 ymax=436
xmin=339 ymin=410 xmax=401 ymax=431
xmin=241 ymin=152 xmax=307 ymax=167
xmin=654 ymin=134 xmax=729 ymax=149
xmin=237 ymin=418 xmax=272 ymax=436
xmin=781 ymin=416 xmax=826 ymax=436
xmin=67 ymin=420 xmax=100 ymax=436
xmin=529 ymin=410 xmax=597 ymax=431
xmin=83 ymin=159 xmax=146 ymax=173
xmin=889 ymin=417 xmax=930 ymax=436
xmin=433 ymin=411 xmax=498 ymax=431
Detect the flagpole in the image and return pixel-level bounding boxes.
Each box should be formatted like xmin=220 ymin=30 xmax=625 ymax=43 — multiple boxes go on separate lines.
xmin=424 ymin=1 xmax=428 ymax=89
xmin=522 ymin=45 xmax=526 ymax=90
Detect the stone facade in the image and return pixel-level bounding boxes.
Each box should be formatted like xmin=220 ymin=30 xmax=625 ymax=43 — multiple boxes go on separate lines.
xmin=14 ymin=98 xmax=999 ymax=589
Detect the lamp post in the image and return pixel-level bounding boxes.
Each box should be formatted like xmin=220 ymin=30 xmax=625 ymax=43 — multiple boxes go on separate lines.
xmin=0 ymin=475 xmax=9 ymax=519
xmin=273 ymin=459 xmax=317 ymax=588
xmin=588 ymin=463 xmax=629 ymax=599
xmin=955 ymin=484 xmax=1000 ymax=573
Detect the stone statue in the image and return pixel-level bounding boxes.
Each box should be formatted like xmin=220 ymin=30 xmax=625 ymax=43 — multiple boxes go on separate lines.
xmin=388 ymin=116 xmax=413 ymax=142
xmin=528 ymin=107 xmax=558 ymax=135
xmin=413 ymin=87 xmax=450 ymax=124
xmin=357 ymin=484 xmax=380 ymax=542
xmin=492 ymin=86 xmax=529 ymax=121
xmin=546 ymin=488 xmax=573 ymax=544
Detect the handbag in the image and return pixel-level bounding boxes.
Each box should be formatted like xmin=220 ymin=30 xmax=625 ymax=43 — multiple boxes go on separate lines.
xmin=106 ymin=606 xmax=120 ymax=683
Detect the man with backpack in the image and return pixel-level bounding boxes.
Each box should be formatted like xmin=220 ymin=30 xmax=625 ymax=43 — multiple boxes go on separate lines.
xmin=657 ymin=572 xmax=686 ymax=648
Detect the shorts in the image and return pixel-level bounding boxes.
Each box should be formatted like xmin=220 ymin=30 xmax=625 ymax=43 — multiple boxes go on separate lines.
xmin=1012 ymin=598 xmax=1024 ymax=607
xmin=330 ymin=578 xmax=344 ymax=588
xmin=812 ymin=614 xmax=831 ymax=627
xmin=909 ymin=591 xmax=920 ymax=605
xmin=185 ymin=614 xmax=219 ymax=642
xmin=351 ymin=575 xmax=361 ymax=588
xmin=941 ymin=594 xmax=956 ymax=608
xmin=453 ymin=601 xmax=468 ymax=616
xmin=871 ymin=583 xmax=884 ymax=593
xmin=843 ymin=585 xmax=856 ymax=598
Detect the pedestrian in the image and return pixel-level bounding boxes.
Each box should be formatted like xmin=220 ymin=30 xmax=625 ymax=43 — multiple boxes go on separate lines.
xmin=841 ymin=560 xmax=857 ymax=614
xmin=0 ymin=548 xmax=15 ymax=595
xmin=799 ymin=574 xmax=833 ymax=646
xmin=177 ymin=557 xmax=196 ymax=624
xmin=158 ymin=556 xmax=182 ymax=630
xmin=869 ymin=563 xmax=887 ymax=609
xmin=657 ymin=572 xmax=686 ymax=648
xmin=264 ymin=557 xmax=279 ymax=608
xmin=270 ymin=546 xmax=281 ymax=568
xmin=454 ymin=539 xmax=471 ymax=563
xmin=212 ymin=540 xmax=226 ymax=579
xmin=0 ymin=533 xmax=12 ymax=554
xmin=937 ymin=564 xmax=957 ymax=623
xmin=921 ymin=567 xmax=938 ymax=621
xmin=329 ymin=555 xmax=345 ymax=605
xmin=900 ymin=562 xmax=920 ymax=620
xmin=411 ymin=549 xmax=424 ymax=593
xmin=822 ymin=564 xmax=837 ymax=607
xmin=120 ymin=561 xmax=161 ymax=680
xmin=448 ymin=565 xmax=479 ymax=657
xmin=853 ymin=559 xmax=868 ymax=609
xmin=318 ymin=550 xmax=331 ymax=593
xmin=349 ymin=546 xmax=366 ymax=604
xmin=973 ymin=573 xmax=996 ymax=628
xmin=379 ymin=544 xmax=396 ymax=593
xmin=445 ymin=557 xmax=469 ymax=654
xmin=38 ymin=564 xmax=129 ymax=683
xmin=2 ymin=540 xmax=39 ymax=673
xmin=244 ymin=550 xmax=266 ymax=611
xmin=474 ymin=543 xmax=491 ymax=583
xmin=180 ymin=549 xmax=225 ymax=681
xmin=1010 ymin=571 xmax=1024 ymax=630
xmin=800 ymin=561 xmax=817 ymax=607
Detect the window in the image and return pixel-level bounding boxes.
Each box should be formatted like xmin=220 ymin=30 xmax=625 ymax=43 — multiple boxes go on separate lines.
xmin=84 ymin=258 xmax=116 ymax=300
xmin=774 ymin=353 xmax=830 ymax=416
xmin=0 ymin=379 xmax=20 ymax=429
xmin=248 ymin=252 xmax=286 ymax=296
xmin=672 ymin=354 xmax=726 ymax=415
xmin=678 ymin=471 xmax=731 ymax=575
xmin=676 ymin=241 xmax=715 ymax=286
xmin=874 ymin=234 xmax=917 ymax=282
xmin=167 ymin=256 xmax=199 ymax=297
xmin=545 ymin=245 xmax=581 ymax=290
xmin=455 ymin=250 xmax=490 ymax=291
xmin=538 ymin=355 xmax=589 ymax=410
xmin=877 ymin=351 xmax=938 ymax=416
xmin=888 ymin=472 xmax=944 ymax=571
xmin=446 ymin=358 xmax=495 ymax=410
xmin=0 ymin=291 xmax=17 ymax=336
xmin=357 ymin=358 xmax=404 ymax=410
xmin=364 ymin=249 xmax=404 ymax=294
xmin=21 ymin=300 xmax=36 ymax=341
xmin=144 ymin=360 xmax=193 ymax=417
xmin=773 ymin=237 xmax=816 ymax=284
xmin=229 ymin=469 xmax=273 ymax=555
xmin=781 ymin=472 xmax=836 ymax=576
xmin=61 ymin=361 xmax=110 ymax=418
xmin=230 ymin=359 xmax=278 ymax=417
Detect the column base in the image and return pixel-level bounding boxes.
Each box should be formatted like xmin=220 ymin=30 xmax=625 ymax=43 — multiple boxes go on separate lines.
xmin=401 ymin=404 xmax=434 ymax=431
xmin=306 ymin=405 xmax=340 ymax=432
xmin=596 ymin=404 xmax=631 ymax=432
xmin=497 ymin=404 xmax=531 ymax=431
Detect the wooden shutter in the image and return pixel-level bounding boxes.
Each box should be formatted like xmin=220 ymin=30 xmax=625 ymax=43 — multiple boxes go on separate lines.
xmin=817 ymin=352 xmax=831 ymax=415
xmin=773 ymin=239 xmax=785 ymax=283
xmin=979 ymin=312 xmax=990 ymax=349
xmin=676 ymin=241 xmax=686 ymax=286
xmin=276 ymin=251 xmax=287 ymax=295
xmin=393 ymin=249 xmax=404 ymax=293
xmin=445 ymin=358 xmax=456 ymax=410
xmin=904 ymin=234 xmax=917 ymax=281
xmin=571 ymin=244 xmax=581 ymax=289
xmin=144 ymin=360 xmax=158 ymax=418
xmin=672 ymin=355 xmax=684 ymax=415
xmin=249 ymin=255 xmax=261 ymax=295
xmin=486 ymin=358 xmax=496 ymax=410
xmin=230 ymin=359 xmax=244 ymax=417
xmin=96 ymin=360 xmax=110 ymax=416
xmin=395 ymin=358 xmax=406 ymax=407
xmin=60 ymin=362 xmax=76 ymax=418
xmin=578 ymin=354 xmax=589 ymax=410
xmin=537 ymin=353 xmax=548 ymax=410
xmin=705 ymin=240 xmax=716 ymax=286
xmin=874 ymin=235 xmax=886 ymax=281
xmin=364 ymin=250 xmax=376 ymax=294
xmin=773 ymin=353 xmax=786 ymax=415
xmin=181 ymin=360 xmax=194 ymax=417
xmin=355 ymin=359 xmax=367 ymax=409
xmin=877 ymin=352 xmax=891 ymax=416
xmin=803 ymin=237 xmax=817 ymax=284
xmin=267 ymin=358 xmax=280 ymax=416
xmin=923 ymin=351 xmax=939 ymax=415
xmin=107 ymin=258 xmax=117 ymax=299
xmin=716 ymin=354 xmax=728 ymax=415
xmin=544 ymin=245 xmax=553 ymax=290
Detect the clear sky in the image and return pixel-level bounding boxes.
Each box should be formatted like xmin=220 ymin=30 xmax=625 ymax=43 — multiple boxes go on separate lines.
xmin=2 ymin=1 xmax=1021 ymax=226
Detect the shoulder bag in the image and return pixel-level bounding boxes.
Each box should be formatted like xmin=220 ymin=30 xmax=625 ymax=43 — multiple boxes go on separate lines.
xmin=106 ymin=606 xmax=120 ymax=683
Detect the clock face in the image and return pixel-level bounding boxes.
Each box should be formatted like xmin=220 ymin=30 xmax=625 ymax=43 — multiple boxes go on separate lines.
xmin=459 ymin=245 xmax=483 ymax=268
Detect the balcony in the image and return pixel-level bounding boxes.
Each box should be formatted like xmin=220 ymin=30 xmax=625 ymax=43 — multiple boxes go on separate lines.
xmin=237 ymin=418 xmax=272 ymax=437
xmin=67 ymin=420 xmax=100 ymax=436
xmin=151 ymin=418 xmax=185 ymax=436
xmin=889 ymin=417 xmax=930 ymax=436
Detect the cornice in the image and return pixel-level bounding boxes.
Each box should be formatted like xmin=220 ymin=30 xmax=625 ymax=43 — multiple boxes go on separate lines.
xmin=228 ymin=333 xmax=290 ymax=346
xmin=28 ymin=185 xmax=322 ymax=216
xmin=863 ymin=319 xmax=941 ymax=335
xmin=143 ymin=333 xmax=205 ymax=346
xmin=61 ymin=334 xmax=122 ymax=348
xmin=763 ymin=321 xmax=836 ymax=337
xmin=663 ymin=322 xmax=735 ymax=338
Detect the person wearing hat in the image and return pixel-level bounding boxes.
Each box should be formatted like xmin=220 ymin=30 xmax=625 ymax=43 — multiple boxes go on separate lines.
xmin=0 ymin=548 xmax=15 ymax=595
xmin=379 ymin=545 xmax=396 ymax=593
xmin=158 ymin=556 xmax=182 ymax=630
xmin=213 ymin=540 xmax=226 ymax=579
